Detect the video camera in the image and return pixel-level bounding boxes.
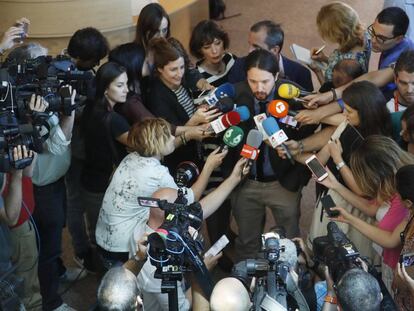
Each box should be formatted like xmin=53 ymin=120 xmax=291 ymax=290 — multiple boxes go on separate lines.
xmin=1 ymin=55 xmax=93 ymax=117
xmin=312 ymin=221 xmax=360 ymax=283
xmin=232 ymin=232 xmax=293 ymax=310
xmin=137 ymin=190 xmax=213 ymax=311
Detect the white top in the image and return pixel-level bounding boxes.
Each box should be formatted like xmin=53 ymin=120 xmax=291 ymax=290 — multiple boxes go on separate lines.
xmin=95 ymin=153 xmax=194 ymax=252
xmin=32 ymin=117 xmax=71 ymax=186
xmin=386 ymin=97 xmax=408 ymax=113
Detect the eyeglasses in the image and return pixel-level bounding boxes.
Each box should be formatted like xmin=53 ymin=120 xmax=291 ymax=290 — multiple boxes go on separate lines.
xmin=367 ymin=24 xmax=397 ymax=43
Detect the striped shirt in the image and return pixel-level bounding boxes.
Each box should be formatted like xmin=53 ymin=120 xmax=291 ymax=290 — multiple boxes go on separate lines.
xmin=173 ymin=85 xmax=195 ymax=118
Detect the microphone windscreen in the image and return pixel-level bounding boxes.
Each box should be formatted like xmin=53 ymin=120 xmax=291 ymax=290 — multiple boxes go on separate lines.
xmin=215 ymin=97 xmax=234 ymax=113
xmin=262 ymin=117 xmax=280 ymax=136
xmin=222 ymin=111 xmax=241 ymax=128
xmin=215 ymin=82 xmax=235 ymax=99
xmin=235 ymin=106 xmax=250 ymax=121
xmin=268 ymin=100 xmax=289 ymax=118
xmin=278 ymin=83 xmax=300 ymax=99
xmin=223 ymin=126 xmax=244 ymax=148
xmin=246 ymin=129 xmax=263 ymax=149
xmin=278 ymin=238 xmax=298 ymax=269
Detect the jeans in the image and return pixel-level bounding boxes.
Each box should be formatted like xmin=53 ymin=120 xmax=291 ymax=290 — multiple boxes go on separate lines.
xmin=33 ymin=178 xmax=66 ymax=311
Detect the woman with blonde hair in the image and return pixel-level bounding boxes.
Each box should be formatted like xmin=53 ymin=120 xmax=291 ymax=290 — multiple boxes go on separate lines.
xmin=310 ymin=1 xmax=370 ymax=85
xmin=95 ymin=118 xmax=226 ymax=268
xmin=319 ymin=135 xmax=414 ymax=290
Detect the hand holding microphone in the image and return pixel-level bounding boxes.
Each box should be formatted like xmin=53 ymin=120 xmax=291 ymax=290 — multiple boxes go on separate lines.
xmin=189 ymin=106 xmax=222 ymax=125
xmin=209 ymin=110 xmax=241 ymax=134
xmin=262 ymin=117 xmax=295 ymax=165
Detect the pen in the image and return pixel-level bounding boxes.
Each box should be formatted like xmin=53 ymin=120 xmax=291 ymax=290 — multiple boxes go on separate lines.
xmin=314 ymin=45 xmax=326 ymax=55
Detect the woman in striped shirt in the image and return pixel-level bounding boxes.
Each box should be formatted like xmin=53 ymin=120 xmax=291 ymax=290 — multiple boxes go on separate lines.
xmin=146 ymin=37 xmax=220 ymax=174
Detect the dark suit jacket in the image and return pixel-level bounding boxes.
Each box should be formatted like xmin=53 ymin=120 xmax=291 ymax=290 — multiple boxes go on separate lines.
xmin=227 ymin=55 xmax=314 ymax=92
xmin=223 ymin=80 xmax=316 ymax=192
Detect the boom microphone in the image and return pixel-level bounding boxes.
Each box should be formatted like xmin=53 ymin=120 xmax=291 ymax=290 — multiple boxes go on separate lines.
xmin=240 ymin=129 xmax=263 ymax=162
xmin=278 ymin=83 xmax=312 ymax=99
xmin=218 ymin=126 xmax=244 ymax=152
xmin=268 ymin=100 xmax=298 ymax=118
xmin=262 ymin=117 xmax=295 ymax=164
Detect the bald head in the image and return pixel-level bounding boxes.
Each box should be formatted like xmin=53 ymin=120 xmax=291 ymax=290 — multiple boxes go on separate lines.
xmin=148 ymin=188 xmax=178 ymax=229
xmin=97 ymin=267 xmax=139 ymax=311
xmin=210 ymin=278 xmax=251 ymax=311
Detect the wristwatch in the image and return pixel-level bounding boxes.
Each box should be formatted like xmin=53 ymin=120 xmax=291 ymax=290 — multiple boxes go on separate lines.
xmin=336 ymin=161 xmax=346 ymax=171
xmin=324 ymin=295 xmax=337 ymax=304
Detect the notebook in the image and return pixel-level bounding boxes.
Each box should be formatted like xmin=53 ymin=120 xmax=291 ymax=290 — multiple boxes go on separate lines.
xmin=290 ymin=43 xmax=326 ymax=70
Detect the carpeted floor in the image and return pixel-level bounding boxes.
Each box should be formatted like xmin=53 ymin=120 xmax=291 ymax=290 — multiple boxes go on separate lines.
xmin=60 ymin=1 xmax=384 ymax=309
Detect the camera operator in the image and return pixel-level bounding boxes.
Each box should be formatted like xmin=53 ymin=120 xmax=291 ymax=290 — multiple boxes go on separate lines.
xmin=96 ymin=235 xmax=148 ymax=311
xmin=322 ymin=266 xmax=382 ymax=311
xmin=29 ymin=88 xmax=81 ymax=311
xmin=2 ymin=146 xmax=43 ymax=310
xmin=64 ymin=27 xmax=109 ymax=273
xmin=0 ymin=144 xmax=37 ymax=310
xmin=132 ymin=157 xmax=250 ymax=311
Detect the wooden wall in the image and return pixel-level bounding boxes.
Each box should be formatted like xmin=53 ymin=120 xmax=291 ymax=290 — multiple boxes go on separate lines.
xmin=0 ymin=0 xmax=208 ymax=55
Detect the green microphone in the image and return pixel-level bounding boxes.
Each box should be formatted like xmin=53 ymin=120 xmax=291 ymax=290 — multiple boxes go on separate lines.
xmin=219 ymin=126 xmax=244 ymax=152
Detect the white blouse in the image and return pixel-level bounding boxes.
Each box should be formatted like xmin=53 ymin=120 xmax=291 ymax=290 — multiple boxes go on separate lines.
xmin=96 ymin=152 xmax=194 ymax=252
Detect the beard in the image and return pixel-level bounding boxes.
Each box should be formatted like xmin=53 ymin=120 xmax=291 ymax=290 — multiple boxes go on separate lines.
xmin=254 ymin=92 xmax=268 ymax=101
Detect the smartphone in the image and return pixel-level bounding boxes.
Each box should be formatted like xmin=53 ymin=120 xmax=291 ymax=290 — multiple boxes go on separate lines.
xmin=305 ymin=155 xmax=328 ymax=181
xmin=204 ymin=235 xmax=229 ymax=257
xmin=14 ymin=21 xmax=28 ymax=43
xmin=321 ymin=195 xmax=339 ymax=217
xmin=400 ymin=252 xmax=414 ymax=267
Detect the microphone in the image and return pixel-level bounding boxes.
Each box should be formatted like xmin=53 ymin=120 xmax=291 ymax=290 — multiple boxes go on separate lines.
xmin=278 ymin=83 xmax=312 ymax=99
xmin=205 ymin=83 xmax=235 ymax=106
xmin=267 ymin=99 xmax=298 ymax=118
xmin=240 ymin=129 xmax=263 ymax=162
xmin=218 ymin=126 xmax=244 ymax=152
xmin=234 ymin=106 xmax=251 ymax=121
xmin=209 ymin=111 xmax=241 ymax=134
xmin=175 ymin=161 xmax=200 ymax=188
xmin=214 ymin=97 xmax=235 ymax=113
xmin=262 ymin=117 xmax=295 ymax=164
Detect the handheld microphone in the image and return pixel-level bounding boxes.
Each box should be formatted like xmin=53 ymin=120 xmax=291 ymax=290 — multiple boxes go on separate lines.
xmin=175 ymin=161 xmax=200 ymax=188
xmin=262 ymin=117 xmax=295 ymax=164
xmin=214 ymin=97 xmax=235 ymax=113
xmin=218 ymin=126 xmax=244 ymax=152
xmin=267 ymin=100 xmax=298 ymax=118
xmin=278 ymin=83 xmax=312 ymax=99
xmin=240 ymin=129 xmax=263 ymax=162
xmin=205 ymin=83 xmax=235 ymax=106
xmin=209 ymin=111 xmax=241 ymax=134
xmin=235 ymin=106 xmax=251 ymax=121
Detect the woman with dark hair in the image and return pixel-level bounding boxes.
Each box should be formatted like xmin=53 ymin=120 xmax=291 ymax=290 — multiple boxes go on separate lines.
xmin=189 ymin=20 xmax=235 ymax=87
xmin=80 ymin=62 xmax=130 ymax=251
xmin=134 ymin=3 xmax=170 ymax=49
xmin=146 ymin=37 xmax=220 ymax=173
xmin=108 ymin=43 xmax=152 ymax=125
xmin=108 ymin=42 xmax=206 ymax=145
xmin=401 ymin=105 xmax=414 ymax=154
xmin=134 ymin=3 xmax=211 ymax=91
xmin=302 ymin=82 xmax=393 ymax=275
